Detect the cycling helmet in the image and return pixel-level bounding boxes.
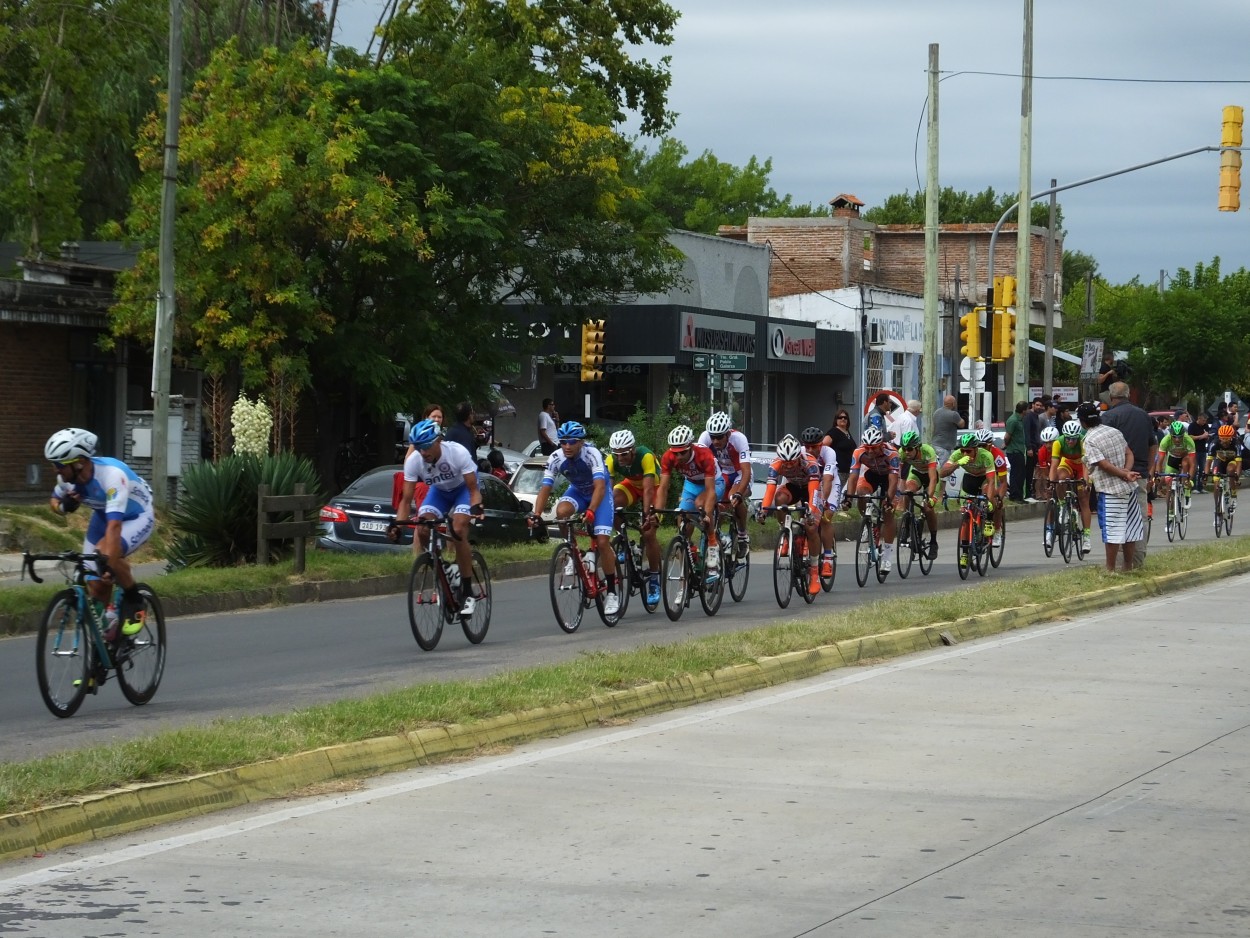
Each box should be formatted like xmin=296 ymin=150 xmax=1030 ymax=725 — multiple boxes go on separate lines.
xmin=1040 ymin=426 xmax=1060 ymax=443
xmin=777 ymin=435 xmax=804 ymax=461
xmin=957 ymin=431 xmax=978 ymax=449
xmin=972 ymin=428 xmax=992 ymax=446
xmin=608 ymin=429 xmax=636 ymax=451
xmin=866 ymin=413 xmax=885 ymax=431
xmin=1169 ymin=420 xmax=1186 ymax=437
xmin=1218 ymin=424 xmax=1237 ymax=441
xmin=898 ymin=430 xmax=920 ymax=449
xmin=667 ymin=424 xmax=694 ymax=448
xmin=408 ymin=418 xmax=441 ymax=449
xmin=45 ymin=428 xmax=97 ymax=463
xmin=799 ymin=426 xmax=824 ymax=445
xmin=862 ymin=426 xmax=886 ymax=447
xmin=706 ymin=412 xmax=732 ymax=436
xmin=1062 ymin=420 xmax=1083 ymax=439
xmin=557 ymin=420 xmax=586 ymax=442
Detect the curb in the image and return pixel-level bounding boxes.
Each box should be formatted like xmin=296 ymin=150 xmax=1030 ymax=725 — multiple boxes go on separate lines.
xmin=2 ymin=536 xmax=1234 ymax=865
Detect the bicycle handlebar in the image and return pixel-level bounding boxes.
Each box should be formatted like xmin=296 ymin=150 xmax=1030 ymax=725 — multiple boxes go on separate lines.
xmin=22 ymin=550 xmax=109 ymax=585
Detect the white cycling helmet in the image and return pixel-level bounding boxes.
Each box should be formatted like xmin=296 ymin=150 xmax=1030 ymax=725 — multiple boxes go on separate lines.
xmin=777 ymin=435 xmax=804 ymax=461
xmin=45 ymin=428 xmax=97 ymax=463
xmin=861 ymin=426 xmax=885 ymax=446
xmin=975 ymin=428 xmax=994 ymax=445
xmin=706 ymin=412 xmax=732 ymax=435
xmin=608 ymin=429 xmax=636 ymax=451
xmin=1040 ymin=426 xmax=1060 ymax=443
xmin=1062 ymin=419 xmax=1083 ymax=438
xmin=667 ymin=425 xmax=694 ymax=448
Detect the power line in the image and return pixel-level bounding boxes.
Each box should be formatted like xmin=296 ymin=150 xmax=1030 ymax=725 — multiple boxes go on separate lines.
xmin=937 ymin=69 xmax=1250 ymax=85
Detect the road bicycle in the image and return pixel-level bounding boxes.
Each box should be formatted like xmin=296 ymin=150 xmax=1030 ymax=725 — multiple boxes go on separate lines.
xmin=716 ymin=498 xmax=752 ymax=602
xmin=853 ymin=492 xmax=890 ymax=587
xmin=610 ymin=512 xmax=659 ymax=615
xmin=988 ymin=496 xmax=1006 ymax=569
xmin=400 ymin=517 xmax=491 ymax=650
xmin=23 ymin=551 xmax=166 ymax=718
xmin=1055 ymin=479 xmax=1090 ymax=563
xmin=956 ymin=494 xmax=991 ymax=579
xmin=654 ymin=508 xmax=725 ymax=621
xmin=894 ymin=490 xmax=934 ymax=578
xmin=760 ymin=504 xmax=819 ymax=608
xmin=1160 ymin=472 xmax=1190 ymax=542
xmin=547 ymin=513 xmax=625 ymax=632
xmin=1210 ymin=472 xmax=1236 ymax=538
xmin=1038 ymin=480 xmax=1058 ymax=557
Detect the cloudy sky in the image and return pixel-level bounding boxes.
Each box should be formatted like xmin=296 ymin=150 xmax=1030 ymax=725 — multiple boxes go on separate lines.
xmin=329 ymin=1 xmax=1249 ymax=286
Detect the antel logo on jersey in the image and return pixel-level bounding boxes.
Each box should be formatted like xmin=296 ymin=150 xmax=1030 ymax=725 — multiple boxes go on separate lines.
xmin=768 ymin=324 xmax=816 ymax=361
xmin=680 ymin=313 xmax=756 ymax=354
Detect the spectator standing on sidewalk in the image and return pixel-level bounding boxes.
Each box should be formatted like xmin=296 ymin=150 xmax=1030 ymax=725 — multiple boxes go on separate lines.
xmin=444 ymin=401 xmax=479 ymax=464
xmin=1004 ymin=401 xmax=1028 ymax=503
xmin=1188 ymin=412 xmax=1211 ymax=492
xmin=929 ymin=394 xmax=965 ymax=468
xmin=537 ymin=398 xmax=559 ymax=456
xmin=1100 ymin=381 xmax=1156 ymax=568
xmin=1023 ymin=397 xmax=1045 ymax=500
xmin=1078 ymin=401 xmax=1141 ymax=572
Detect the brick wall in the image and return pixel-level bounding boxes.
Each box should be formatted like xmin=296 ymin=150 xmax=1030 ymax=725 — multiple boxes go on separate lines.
xmin=0 ymin=323 xmax=77 ymax=495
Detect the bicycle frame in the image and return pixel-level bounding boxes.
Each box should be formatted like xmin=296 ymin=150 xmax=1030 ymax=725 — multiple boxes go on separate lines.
xmin=24 ymin=552 xmax=119 ymax=669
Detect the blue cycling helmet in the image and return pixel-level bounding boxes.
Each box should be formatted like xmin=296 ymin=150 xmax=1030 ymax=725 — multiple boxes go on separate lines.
xmin=557 ymin=420 xmax=586 ymax=442
xmin=866 ymin=413 xmax=885 ymax=430
xmin=408 ymin=418 xmax=441 ymax=449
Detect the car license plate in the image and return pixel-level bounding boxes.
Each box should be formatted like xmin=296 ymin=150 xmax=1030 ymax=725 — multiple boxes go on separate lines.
xmin=359 ymin=520 xmax=390 ymax=532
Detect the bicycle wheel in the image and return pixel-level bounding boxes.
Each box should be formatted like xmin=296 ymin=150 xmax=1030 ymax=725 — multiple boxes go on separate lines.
xmin=854 ymin=519 xmax=874 ymax=587
xmin=719 ymin=514 xmax=750 ymax=602
xmin=1165 ymin=488 xmax=1177 ymax=542
xmin=662 ymin=536 xmax=690 ymax=622
xmin=874 ymin=521 xmax=889 ymax=583
xmin=974 ymin=527 xmax=990 ymax=576
xmin=1057 ymin=501 xmax=1073 ymax=562
xmin=1042 ymin=499 xmax=1056 ymax=557
xmin=549 ymin=543 xmax=586 ymax=633
xmin=989 ymin=521 xmax=1005 ymax=568
xmin=36 ymin=590 xmax=91 ymax=718
xmin=408 ymin=555 xmax=446 ymax=650
xmin=895 ymin=512 xmax=915 ymax=579
xmin=1214 ymin=487 xmax=1225 ymax=537
xmin=916 ymin=518 xmax=934 ymax=576
xmin=601 ymin=534 xmax=631 ymax=624
xmin=795 ymin=539 xmax=817 ymax=605
xmin=1071 ymin=501 xmax=1088 ymax=560
xmin=1176 ymin=487 xmax=1188 ymax=540
xmin=772 ymin=527 xmax=793 ymax=607
xmin=699 ymin=536 xmax=726 ymax=616
xmin=819 ymin=542 xmax=836 ymax=592
xmin=115 ymin=584 xmax=167 ymax=705
xmin=1225 ymin=489 xmax=1235 ymax=535
xmin=459 ymin=551 xmax=492 ymax=644
xmin=956 ymin=515 xmax=971 ymax=581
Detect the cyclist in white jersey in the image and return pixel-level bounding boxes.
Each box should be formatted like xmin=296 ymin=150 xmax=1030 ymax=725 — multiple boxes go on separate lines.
xmin=696 ymin=411 xmax=752 ymax=555
xmin=392 ymin=418 xmax=484 ymax=615
xmin=45 ymin=428 xmax=155 ymax=640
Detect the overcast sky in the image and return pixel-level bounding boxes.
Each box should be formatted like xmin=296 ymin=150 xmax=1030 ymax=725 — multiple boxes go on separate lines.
xmin=329 ymin=1 xmax=1250 ymax=286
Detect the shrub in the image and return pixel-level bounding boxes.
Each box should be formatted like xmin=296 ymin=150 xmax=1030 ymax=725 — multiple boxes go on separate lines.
xmin=168 ymin=453 xmax=322 ymax=568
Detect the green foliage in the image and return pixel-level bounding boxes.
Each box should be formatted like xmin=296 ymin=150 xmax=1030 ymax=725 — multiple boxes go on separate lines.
xmin=168 ymin=453 xmax=322 ymax=568
xmin=863 ymin=186 xmax=1061 ymax=230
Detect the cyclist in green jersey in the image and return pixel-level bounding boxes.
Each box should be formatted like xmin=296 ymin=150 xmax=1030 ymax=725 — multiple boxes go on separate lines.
xmin=605 ymin=429 xmax=662 ymax=605
xmin=894 ymin=430 xmax=940 ymax=556
xmin=1050 ymin=419 xmax=1093 ymax=553
xmin=1153 ymin=420 xmax=1197 ymax=495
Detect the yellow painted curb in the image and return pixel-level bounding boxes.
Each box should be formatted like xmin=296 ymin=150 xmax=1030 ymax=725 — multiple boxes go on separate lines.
xmin=4 ymin=552 xmax=1250 ymax=864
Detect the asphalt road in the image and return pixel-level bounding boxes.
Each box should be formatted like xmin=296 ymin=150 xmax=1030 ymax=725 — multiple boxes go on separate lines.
xmin=0 ymin=507 xmax=1233 ymax=763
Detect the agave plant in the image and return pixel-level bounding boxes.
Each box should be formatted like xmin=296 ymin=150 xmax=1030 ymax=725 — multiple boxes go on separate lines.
xmin=168 ymin=453 xmax=322 ymax=568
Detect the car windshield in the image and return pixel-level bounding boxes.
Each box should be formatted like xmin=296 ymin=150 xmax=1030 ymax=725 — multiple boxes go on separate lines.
xmin=512 ymin=465 xmax=546 ymax=491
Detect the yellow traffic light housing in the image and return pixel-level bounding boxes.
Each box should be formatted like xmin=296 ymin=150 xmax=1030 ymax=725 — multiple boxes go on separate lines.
xmin=991 ymin=309 xmax=1017 ymax=362
xmin=959 ymin=307 xmax=983 ymax=361
xmin=580 ymin=319 xmax=605 ymax=381
xmin=993 ymin=275 xmax=1017 ymax=310
xmin=1220 ymin=104 xmax=1243 ymax=212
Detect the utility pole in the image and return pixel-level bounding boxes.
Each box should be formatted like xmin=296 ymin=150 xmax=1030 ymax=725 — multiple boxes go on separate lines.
xmin=1013 ymin=0 xmax=1034 ymax=412
xmin=152 ymin=0 xmax=182 ymax=509
xmin=923 ymin=43 xmax=941 ymax=423
xmin=1043 ymin=179 xmax=1057 ymax=396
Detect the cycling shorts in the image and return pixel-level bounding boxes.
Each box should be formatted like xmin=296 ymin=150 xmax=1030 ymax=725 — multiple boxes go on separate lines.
xmin=419 ymin=482 xmax=473 ymax=519
xmin=1211 ymin=457 xmax=1242 ymax=476
xmin=556 ymin=488 xmax=616 ymax=537
xmin=960 ymin=471 xmax=993 ymax=497
xmin=1163 ymin=454 xmax=1189 ymax=472
xmin=677 ymin=475 xmax=725 ymax=512
xmin=84 ymin=506 xmax=156 ymax=574
xmin=1056 ymin=457 xmax=1085 ymax=479
xmin=613 ymin=477 xmax=645 ymax=507
xmin=853 ymin=469 xmax=890 ymax=497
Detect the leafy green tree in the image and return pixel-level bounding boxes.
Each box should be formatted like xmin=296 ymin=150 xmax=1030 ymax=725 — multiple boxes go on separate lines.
xmin=863 ymin=186 xmax=1060 ymax=230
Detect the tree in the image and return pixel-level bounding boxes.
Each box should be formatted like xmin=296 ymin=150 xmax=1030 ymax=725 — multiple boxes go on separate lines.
xmin=863 ymin=186 xmax=1061 ymax=230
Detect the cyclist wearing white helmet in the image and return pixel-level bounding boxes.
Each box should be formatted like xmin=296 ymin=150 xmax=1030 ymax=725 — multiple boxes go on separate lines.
xmin=532 ymin=421 xmax=621 ymax=615
xmin=604 ymin=428 xmax=662 ymax=605
xmin=800 ymin=426 xmax=841 ymax=578
xmin=1049 ymin=414 xmax=1093 ymax=553
xmin=844 ymin=425 xmax=901 ymax=573
xmin=697 ymin=412 xmax=753 ymax=557
xmin=757 ymin=434 xmax=824 ymax=595
xmin=972 ymin=427 xmax=1010 ymax=549
xmin=1034 ymin=425 xmax=1060 ymax=507
xmin=654 ymin=425 xmax=725 ymax=581
xmin=45 ymin=427 xmax=155 ymax=641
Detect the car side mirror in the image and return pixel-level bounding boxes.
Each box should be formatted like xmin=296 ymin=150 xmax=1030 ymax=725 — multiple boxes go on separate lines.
xmin=518 ymin=499 xmax=534 ymax=512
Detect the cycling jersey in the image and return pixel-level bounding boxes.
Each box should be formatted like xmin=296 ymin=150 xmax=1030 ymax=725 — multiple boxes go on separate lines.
xmin=952 ymin=447 xmax=997 ymax=477
xmin=660 ymin=444 xmax=719 ymax=483
xmin=1158 ymin=433 xmax=1196 ymax=460
xmin=53 ymin=457 xmax=156 ymax=561
xmin=696 ymin=429 xmax=749 ymax=479
xmin=604 ymin=446 xmax=659 ymax=483
xmin=404 ymin=440 xmax=477 ymax=492
xmin=847 ymin=443 xmax=900 ymax=478
xmin=986 ymin=444 xmax=1009 ymax=479
xmin=761 ymin=453 xmax=820 ymax=510
xmin=1051 ymin=437 xmax=1084 ymax=462
xmin=542 ymin=442 xmax=610 ymax=498
xmin=898 ymin=444 xmax=938 ymax=482
xmin=1208 ymin=441 xmax=1242 ymax=464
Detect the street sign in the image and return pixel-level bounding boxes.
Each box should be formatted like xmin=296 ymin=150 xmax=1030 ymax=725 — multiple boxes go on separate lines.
xmin=692 ymin=353 xmax=711 ymax=371
xmin=714 ymin=354 xmax=748 ymax=371
xmin=959 ymin=357 xmax=986 ymax=381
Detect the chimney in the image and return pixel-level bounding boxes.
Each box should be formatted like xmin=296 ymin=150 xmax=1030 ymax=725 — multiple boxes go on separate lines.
xmin=828 ymin=193 xmax=864 ymax=219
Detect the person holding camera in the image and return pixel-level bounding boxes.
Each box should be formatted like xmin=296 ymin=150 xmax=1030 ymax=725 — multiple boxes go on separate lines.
xmin=1098 ymin=351 xmax=1122 ymax=404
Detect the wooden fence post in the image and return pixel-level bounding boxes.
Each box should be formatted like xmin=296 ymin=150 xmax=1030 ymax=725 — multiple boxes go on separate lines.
xmin=256 ymin=483 xmax=271 ymax=566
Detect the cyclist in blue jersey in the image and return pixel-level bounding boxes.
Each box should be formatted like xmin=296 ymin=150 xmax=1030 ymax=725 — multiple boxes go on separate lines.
xmin=530 ymin=421 xmax=620 ymax=616
xmin=45 ymin=427 xmax=156 ymax=641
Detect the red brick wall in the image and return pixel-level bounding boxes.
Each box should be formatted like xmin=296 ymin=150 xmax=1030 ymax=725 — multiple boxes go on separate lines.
xmin=0 ymin=324 xmax=77 ymax=494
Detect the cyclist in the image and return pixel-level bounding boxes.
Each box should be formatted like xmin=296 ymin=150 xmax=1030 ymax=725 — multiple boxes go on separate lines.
xmin=976 ymin=427 xmax=1010 ymax=549
xmin=697 ymin=412 xmax=753 ymax=560
xmin=800 ymin=426 xmax=841 ymax=580
xmin=844 ymin=425 xmax=901 ymax=573
xmin=756 ymin=435 xmax=823 ymax=595
xmin=653 ymin=425 xmax=723 ymax=582
xmin=894 ymin=429 xmax=939 ymax=557
xmin=45 ymin=428 xmax=156 ymax=643
xmin=1153 ymin=419 xmax=1197 ymax=501
xmin=939 ymin=431 xmax=999 ymax=568
xmin=1036 ymin=425 xmax=1060 ymax=548
xmin=1205 ymin=423 xmax=1242 ymax=516
xmin=531 ymin=421 xmax=620 ymax=615
xmin=604 ymin=428 xmax=662 ymax=606
xmin=391 ymin=418 xmax=485 ymax=616
xmin=1049 ymin=419 xmax=1092 ymax=554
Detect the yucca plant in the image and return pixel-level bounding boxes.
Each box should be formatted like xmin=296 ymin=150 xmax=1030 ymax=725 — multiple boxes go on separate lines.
xmin=168 ymin=454 xmax=322 ymax=568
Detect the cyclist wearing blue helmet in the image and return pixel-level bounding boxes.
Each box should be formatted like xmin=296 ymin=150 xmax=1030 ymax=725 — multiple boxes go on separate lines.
xmin=391 ymin=418 xmax=483 ymax=616
xmin=531 ymin=421 xmax=621 ymax=616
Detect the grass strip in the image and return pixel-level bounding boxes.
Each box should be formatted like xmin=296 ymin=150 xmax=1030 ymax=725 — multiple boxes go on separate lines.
xmin=2 ymin=535 xmax=1247 ymax=816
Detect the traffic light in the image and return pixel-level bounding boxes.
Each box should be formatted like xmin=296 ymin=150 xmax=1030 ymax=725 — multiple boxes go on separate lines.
xmin=1219 ymin=104 xmax=1242 ymax=212
xmin=991 ymin=309 xmax=1017 ymax=362
xmin=579 ymin=319 xmax=605 ymax=381
xmin=993 ymin=275 xmax=1017 ymax=310
xmin=959 ymin=307 xmax=983 ymax=360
